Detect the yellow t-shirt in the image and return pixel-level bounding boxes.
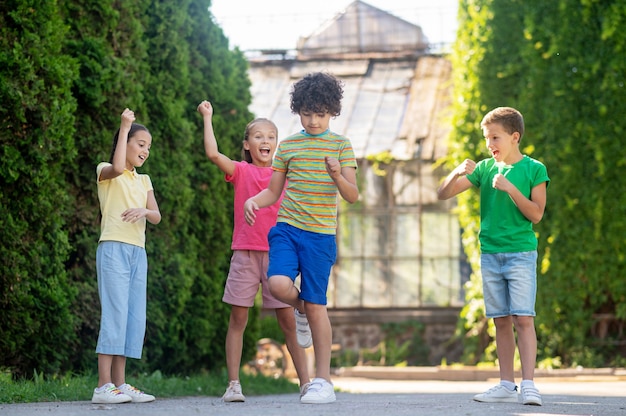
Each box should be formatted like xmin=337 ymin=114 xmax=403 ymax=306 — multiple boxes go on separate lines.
xmin=97 ymin=162 xmax=153 ymax=248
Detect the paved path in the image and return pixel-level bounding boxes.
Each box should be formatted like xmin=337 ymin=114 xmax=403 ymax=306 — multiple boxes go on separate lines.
xmin=2 ymin=377 xmax=625 ymax=416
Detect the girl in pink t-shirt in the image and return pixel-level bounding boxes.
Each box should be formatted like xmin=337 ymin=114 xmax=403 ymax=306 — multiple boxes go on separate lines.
xmin=197 ymin=101 xmax=310 ymax=402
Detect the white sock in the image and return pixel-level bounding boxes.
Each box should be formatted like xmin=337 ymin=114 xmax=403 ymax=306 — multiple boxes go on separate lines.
xmin=521 ymin=379 xmax=535 ymax=389
xmin=96 ymin=382 xmax=114 ymax=392
xmin=500 ymin=380 xmax=517 ymax=391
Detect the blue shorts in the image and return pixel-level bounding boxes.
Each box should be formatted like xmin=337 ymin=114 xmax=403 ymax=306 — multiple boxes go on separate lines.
xmin=96 ymin=241 xmax=147 ymax=359
xmin=267 ymin=222 xmax=337 ymax=305
xmin=480 ymin=251 xmax=537 ymax=318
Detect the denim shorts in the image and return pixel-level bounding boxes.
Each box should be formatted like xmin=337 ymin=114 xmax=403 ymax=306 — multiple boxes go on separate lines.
xmin=267 ymin=222 xmax=337 ymax=305
xmin=96 ymin=241 xmax=147 ymax=359
xmin=480 ymin=251 xmax=538 ymax=318
xmin=222 ymin=250 xmax=290 ymax=309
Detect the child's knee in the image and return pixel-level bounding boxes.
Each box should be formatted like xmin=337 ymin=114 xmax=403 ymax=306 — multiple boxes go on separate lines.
xmin=268 ymin=275 xmax=293 ymax=296
xmin=513 ymin=315 xmax=535 ymax=329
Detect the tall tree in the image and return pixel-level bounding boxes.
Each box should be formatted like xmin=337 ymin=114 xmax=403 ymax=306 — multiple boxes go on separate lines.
xmin=0 ymin=0 xmax=79 ymax=376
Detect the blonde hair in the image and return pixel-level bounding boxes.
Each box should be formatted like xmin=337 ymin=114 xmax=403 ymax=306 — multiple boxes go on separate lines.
xmin=241 ymin=118 xmax=278 ymax=163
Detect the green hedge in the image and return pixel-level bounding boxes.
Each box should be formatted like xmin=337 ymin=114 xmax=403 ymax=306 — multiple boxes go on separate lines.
xmin=448 ymin=0 xmax=626 ymax=367
xmin=0 ymin=0 xmax=79 ymax=377
xmin=1 ymin=0 xmax=260 ymax=378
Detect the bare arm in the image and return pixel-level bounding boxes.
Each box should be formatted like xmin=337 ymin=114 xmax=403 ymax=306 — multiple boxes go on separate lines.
xmin=493 ymin=176 xmax=547 ymax=224
xmin=325 ymin=156 xmax=359 ymax=203
xmin=197 ymin=100 xmax=235 ymax=176
xmin=244 ymin=170 xmax=286 ymax=225
xmin=437 ymin=159 xmax=476 ymax=200
xmin=99 ymin=108 xmax=134 ymax=181
xmin=145 ymin=190 xmax=162 ymax=224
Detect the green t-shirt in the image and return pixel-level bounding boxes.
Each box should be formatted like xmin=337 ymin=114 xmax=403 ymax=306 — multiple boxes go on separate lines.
xmin=466 ymin=155 xmax=550 ymax=253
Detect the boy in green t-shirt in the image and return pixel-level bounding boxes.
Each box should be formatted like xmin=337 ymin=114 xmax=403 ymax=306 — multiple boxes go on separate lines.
xmin=437 ymin=107 xmax=550 ymax=406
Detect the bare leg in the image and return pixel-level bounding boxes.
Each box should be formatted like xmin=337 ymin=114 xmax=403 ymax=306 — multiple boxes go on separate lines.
xmin=304 ymin=302 xmax=332 ymax=382
xmin=97 ymin=354 xmax=126 ymax=387
xmin=513 ymin=315 xmax=537 ymax=381
xmin=269 ymin=276 xmax=329 ymax=381
xmin=225 ymin=305 xmax=249 ymax=381
xmin=111 ymin=356 xmax=126 ymax=386
xmin=97 ymin=354 xmax=113 ymax=387
xmin=276 ymin=307 xmax=310 ymax=387
xmin=494 ymin=316 xmax=516 ymax=383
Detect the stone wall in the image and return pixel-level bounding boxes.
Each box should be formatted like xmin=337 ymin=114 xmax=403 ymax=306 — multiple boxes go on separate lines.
xmin=329 ymin=307 xmax=463 ymax=365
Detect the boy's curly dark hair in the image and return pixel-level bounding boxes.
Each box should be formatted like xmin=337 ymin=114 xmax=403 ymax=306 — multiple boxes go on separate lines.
xmin=290 ymin=72 xmax=344 ymax=116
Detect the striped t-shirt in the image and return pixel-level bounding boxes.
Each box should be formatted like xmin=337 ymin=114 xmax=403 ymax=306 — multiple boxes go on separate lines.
xmin=273 ymin=129 xmax=357 ymax=235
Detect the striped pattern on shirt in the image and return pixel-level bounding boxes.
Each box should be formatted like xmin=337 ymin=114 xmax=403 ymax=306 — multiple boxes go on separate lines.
xmin=273 ymin=130 xmax=356 ymax=235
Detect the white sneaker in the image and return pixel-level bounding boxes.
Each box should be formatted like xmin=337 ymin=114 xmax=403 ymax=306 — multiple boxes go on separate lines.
xmin=294 ymin=309 xmax=313 ymax=348
xmin=300 ymin=378 xmax=336 ymax=404
xmin=521 ymin=385 xmax=542 ymax=405
xmin=91 ymin=383 xmax=132 ymax=404
xmin=116 ymin=383 xmax=155 ymax=403
xmin=223 ymin=380 xmax=246 ymax=402
xmin=473 ymin=384 xmax=518 ymax=403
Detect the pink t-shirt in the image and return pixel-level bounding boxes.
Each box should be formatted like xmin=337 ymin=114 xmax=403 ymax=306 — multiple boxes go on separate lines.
xmin=226 ymin=161 xmax=283 ymax=251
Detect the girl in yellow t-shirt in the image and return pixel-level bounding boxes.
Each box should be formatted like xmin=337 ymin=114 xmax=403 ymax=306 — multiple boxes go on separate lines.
xmin=92 ymin=108 xmax=161 ymax=404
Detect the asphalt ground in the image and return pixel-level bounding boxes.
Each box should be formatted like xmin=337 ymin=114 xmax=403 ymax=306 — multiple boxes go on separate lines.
xmin=2 ymin=376 xmax=625 ymax=416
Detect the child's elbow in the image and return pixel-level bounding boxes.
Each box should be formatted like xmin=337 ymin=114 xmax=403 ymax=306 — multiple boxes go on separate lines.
xmin=149 ymin=212 xmax=162 ymax=225
xmin=531 ymin=213 xmax=544 ymax=224
xmin=343 ymin=188 xmax=359 ymax=204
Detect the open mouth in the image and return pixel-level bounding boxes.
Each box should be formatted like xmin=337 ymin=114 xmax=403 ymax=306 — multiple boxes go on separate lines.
xmin=260 ymin=147 xmax=271 ymax=155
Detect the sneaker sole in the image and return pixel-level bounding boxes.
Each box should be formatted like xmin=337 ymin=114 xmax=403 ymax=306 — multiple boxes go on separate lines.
xmin=223 ymin=396 xmax=246 ymax=402
xmin=129 ymin=396 xmax=155 ymax=403
xmin=301 ymin=395 xmax=336 ymax=404
xmin=92 ymin=397 xmax=132 ymax=404
xmin=473 ymin=397 xmax=518 ymax=403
